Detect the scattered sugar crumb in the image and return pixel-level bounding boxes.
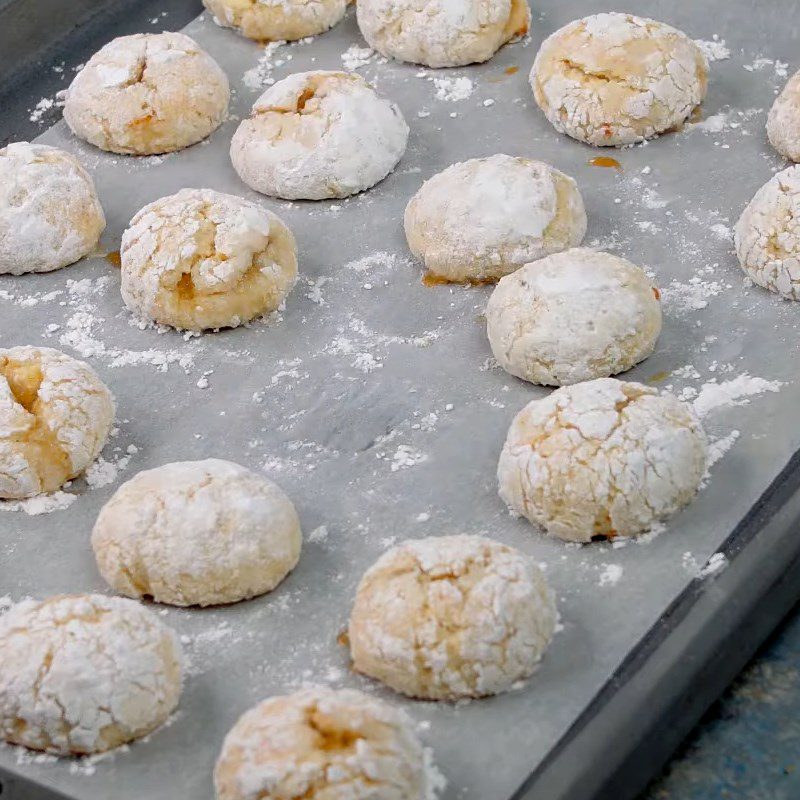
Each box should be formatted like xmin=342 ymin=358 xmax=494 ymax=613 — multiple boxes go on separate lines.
xmin=29 ymin=96 xmax=55 ymax=123
xmin=388 ymin=445 xmax=428 ymax=472
xmin=306 ymin=276 xmax=329 ymax=305
xmin=682 ymin=551 xmax=699 ymax=571
xmin=243 ymin=41 xmax=289 ymax=89
xmin=598 ymin=563 xmax=623 ymax=587
xmin=698 ymin=552 xmax=728 ymax=578
xmin=709 ymin=223 xmax=732 ymax=240
xmin=694 ymin=36 xmax=730 ymax=62
xmin=743 ymin=57 xmax=789 ymax=78
xmin=307 ymin=525 xmax=329 ymax=543
xmin=690 ymin=112 xmax=728 ymax=134
xmin=84 ymin=446 xmax=135 ymax=489
xmin=431 ymin=76 xmax=474 ymax=102
xmin=341 ymin=44 xmax=375 ymax=70
xmin=351 ymin=352 xmax=382 ymax=373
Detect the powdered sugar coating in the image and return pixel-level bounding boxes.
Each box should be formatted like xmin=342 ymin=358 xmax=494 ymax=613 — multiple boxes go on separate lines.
xmin=734 ymin=165 xmax=800 ymax=299
xmin=214 ymin=687 xmax=430 ymax=800
xmin=498 ymin=379 xmax=708 ymax=542
xmin=0 ymin=594 xmax=182 ymax=755
xmin=0 ymin=346 xmax=115 ymax=499
xmin=0 ymin=143 xmax=105 ymax=276
xmin=348 ymin=535 xmax=556 ymax=700
xmin=530 ymin=12 xmax=708 ymax=146
xmin=485 ymin=248 xmax=662 ymax=386
xmin=404 ymin=155 xmax=586 ymax=282
xmin=92 ymin=459 xmax=302 ymax=607
xmin=204 ymin=0 xmax=348 ymax=41
xmin=356 ymin=0 xmax=530 ymax=68
xmin=231 ymin=71 xmax=409 ymax=200
xmin=767 ymin=70 xmax=800 ymax=161
xmin=120 ymin=188 xmax=298 ymax=330
xmin=64 ymin=32 xmax=229 ymax=155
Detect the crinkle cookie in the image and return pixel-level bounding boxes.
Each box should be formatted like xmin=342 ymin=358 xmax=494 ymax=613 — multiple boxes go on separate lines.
xmin=404 ymin=154 xmax=586 ymax=283
xmin=214 ymin=687 xmax=430 ymax=800
xmin=0 ymin=594 xmax=182 ymax=755
xmin=768 ymin=70 xmax=800 ymax=162
xmin=485 ymin=248 xmax=662 ymax=385
xmin=357 ymin=0 xmax=530 ymax=68
xmin=0 ymin=346 xmax=114 ymax=499
xmin=530 ymin=12 xmax=708 ymax=146
xmin=64 ymin=32 xmax=229 ymax=155
xmin=0 ymin=143 xmax=105 ymax=275
xmin=348 ymin=534 xmax=557 ymax=700
xmin=203 ymin=0 xmax=348 ymax=42
xmin=92 ymin=459 xmax=302 ymax=607
xmin=735 ymin=165 xmax=800 ymax=299
xmin=230 ymin=70 xmax=409 ymax=200
xmin=120 ymin=188 xmax=297 ymax=330
xmin=498 ymin=379 xmax=708 ymax=542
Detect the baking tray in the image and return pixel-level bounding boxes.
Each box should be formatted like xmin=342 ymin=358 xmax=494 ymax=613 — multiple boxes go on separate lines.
xmin=1 ymin=1 xmax=800 ymax=799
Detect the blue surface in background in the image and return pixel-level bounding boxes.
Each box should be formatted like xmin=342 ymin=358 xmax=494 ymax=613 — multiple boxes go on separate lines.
xmin=643 ymin=604 xmax=800 ymax=799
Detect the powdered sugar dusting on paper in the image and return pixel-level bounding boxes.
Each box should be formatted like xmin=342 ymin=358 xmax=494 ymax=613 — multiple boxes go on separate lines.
xmin=343 ymin=251 xmax=401 ymax=273
xmin=0 ymin=492 xmax=76 ymax=516
xmin=693 ymin=374 xmax=783 ymax=418
xmin=53 ymin=277 xmax=199 ymax=372
xmin=708 ymin=430 xmax=741 ymax=466
xmin=598 ymin=563 xmax=623 ymax=587
xmin=0 ymin=436 xmax=137 ymax=515
xmin=243 ymin=41 xmax=290 ymax=89
xmin=662 ymin=277 xmax=723 ymax=313
xmin=424 ymin=748 xmax=448 ymax=800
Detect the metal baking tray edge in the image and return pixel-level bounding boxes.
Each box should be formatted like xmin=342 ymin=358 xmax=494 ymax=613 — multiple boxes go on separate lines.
xmin=518 ymin=449 xmax=800 ymax=800
xmin=2 ymin=2 xmax=800 ymax=800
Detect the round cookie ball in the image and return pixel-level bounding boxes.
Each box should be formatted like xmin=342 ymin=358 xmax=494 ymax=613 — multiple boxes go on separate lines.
xmin=530 ymin=13 xmax=708 ymax=147
xmin=203 ymin=0 xmax=347 ymax=42
xmin=230 ymin=71 xmax=409 ymax=200
xmin=0 ymin=346 xmax=115 ymax=499
xmin=768 ymin=70 xmax=800 ymax=162
xmin=356 ymin=0 xmax=530 ymax=68
xmin=120 ymin=188 xmax=297 ymax=330
xmin=63 ymin=32 xmax=229 ymax=155
xmin=0 ymin=143 xmax=105 ymax=275
xmin=92 ymin=459 xmax=302 ymax=607
xmin=214 ymin=687 xmax=430 ymax=800
xmin=498 ymin=379 xmax=708 ymax=543
xmin=734 ymin=165 xmax=800 ymax=299
xmin=348 ymin=534 xmax=556 ymax=700
xmin=485 ymin=248 xmax=662 ymax=385
xmin=0 ymin=594 xmax=182 ymax=755
xmin=404 ymin=154 xmax=586 ymax=283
